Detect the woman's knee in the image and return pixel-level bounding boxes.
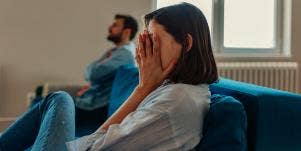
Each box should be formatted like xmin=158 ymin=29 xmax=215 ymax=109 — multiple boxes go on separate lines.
xmin=42 ymin=91 xmax=75 ymax=109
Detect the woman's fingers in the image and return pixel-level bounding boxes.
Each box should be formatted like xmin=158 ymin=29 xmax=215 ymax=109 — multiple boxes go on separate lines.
xmin=137 ymin=30 xmax=154 ymax=61
xmin=144 ymin=30 xmax=153 ymax=57
xmin=135 ymin=47 xmax=141 ymax=66
xmin=152 ymin=33 xmax=163 ymax=68
xmin=152 ymin=33 xmax=159 ymax=57
xmin=138 ymin=34 xmax=146 ymax=58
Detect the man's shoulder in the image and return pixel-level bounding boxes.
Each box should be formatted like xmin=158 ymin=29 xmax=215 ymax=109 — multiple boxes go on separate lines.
xmin=116 ymin=42 xmax=135 ymax=51
xmin=112 ymin=43 xmax=135 ymax=57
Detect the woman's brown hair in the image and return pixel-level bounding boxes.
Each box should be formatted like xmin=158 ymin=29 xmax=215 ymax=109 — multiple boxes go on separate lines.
xmin=144 ymin=2 xmax=218 ymax=85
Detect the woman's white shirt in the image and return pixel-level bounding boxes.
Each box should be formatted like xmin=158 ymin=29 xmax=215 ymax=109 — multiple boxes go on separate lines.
xmin=66 ymin=83 xmax=210 ymax=151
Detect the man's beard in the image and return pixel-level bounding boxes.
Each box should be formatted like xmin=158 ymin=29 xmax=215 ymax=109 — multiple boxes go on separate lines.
xmin=107 ymin=33 xmax=122 ymax=44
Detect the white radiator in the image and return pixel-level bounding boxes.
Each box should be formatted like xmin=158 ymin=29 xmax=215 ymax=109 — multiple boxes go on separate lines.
xmin=217 ymin=62 xmax=299 ymax=93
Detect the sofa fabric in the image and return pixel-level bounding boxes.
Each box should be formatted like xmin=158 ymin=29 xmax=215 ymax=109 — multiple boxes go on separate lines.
xmin=107 ymin=64 xmax=139 ymax=117
xmin=196 ymin=94 xmax=247 ymax=151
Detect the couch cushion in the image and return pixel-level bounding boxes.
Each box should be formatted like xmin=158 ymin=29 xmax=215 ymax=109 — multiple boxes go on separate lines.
xmin=210 ymin=78 xmax=301 ymax=151
xmin=196 ymin=94 xmax=247 ymax=151
xmin=107 ymin=65 xmax=139 ymax=117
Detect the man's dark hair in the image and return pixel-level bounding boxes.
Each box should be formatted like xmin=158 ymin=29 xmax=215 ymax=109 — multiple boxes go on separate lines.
xmin=115 ymin=14 xmax=138 ymax=40
xmin=144 ymin=2 xmax=218 ymax=85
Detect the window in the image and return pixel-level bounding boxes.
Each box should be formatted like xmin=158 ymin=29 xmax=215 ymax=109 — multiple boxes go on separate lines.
xmin=156 ymin=0 xmax=291 ymax=57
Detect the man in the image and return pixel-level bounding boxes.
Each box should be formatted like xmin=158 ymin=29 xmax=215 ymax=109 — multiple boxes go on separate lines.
xmin=31 ymin=14 xmax=138 ymax=135
xmin=75 ymin=14 xmax=138 ymax=111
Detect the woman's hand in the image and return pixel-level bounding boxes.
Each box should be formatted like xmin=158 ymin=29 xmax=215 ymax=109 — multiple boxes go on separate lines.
xmin=135 ymin=30 xmax=177 ymax=92
xmin=99 ymin=30 xmax=177 ymax=131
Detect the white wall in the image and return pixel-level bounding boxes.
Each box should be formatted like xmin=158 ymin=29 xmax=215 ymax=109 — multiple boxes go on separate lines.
xmin=0 ymin=65 xmax=3 ymax=103
xmin=1 ymin=0 xmax=301 ymax=118
xmin=0 ymin=0 xmax=151 ymax=117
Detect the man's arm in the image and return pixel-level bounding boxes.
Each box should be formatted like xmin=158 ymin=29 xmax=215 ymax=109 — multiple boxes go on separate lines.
xmin=84 ymin=49 xmax=134 ymax=83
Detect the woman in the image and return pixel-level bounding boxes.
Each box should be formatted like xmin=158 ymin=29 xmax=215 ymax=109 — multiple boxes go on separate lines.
xmin=77 ymin=2 xmax=217 ymax=150
xmin=0 ymin=2 xmax=218 ymax=151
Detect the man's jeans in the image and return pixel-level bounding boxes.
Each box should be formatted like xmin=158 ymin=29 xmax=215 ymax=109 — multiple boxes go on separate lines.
xmin=0 ymin=91 xmax=75 ymax=151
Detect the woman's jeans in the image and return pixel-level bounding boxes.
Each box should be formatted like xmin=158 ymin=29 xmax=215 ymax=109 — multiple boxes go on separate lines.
xmin=0 ymin=91 xmax=75 ymax=151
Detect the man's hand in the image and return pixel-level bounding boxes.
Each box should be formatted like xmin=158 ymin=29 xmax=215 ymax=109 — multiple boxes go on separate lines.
xmin=76 ymin=85 xmax=91 ymax=96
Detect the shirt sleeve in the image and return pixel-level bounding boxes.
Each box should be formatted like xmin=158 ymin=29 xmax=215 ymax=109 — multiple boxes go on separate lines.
xmin=84 ymin=49 xmax=133 ymax=83
xmin=89 ymin=108 xmax=174 ymax=151
xmin=66 ymin=130 xmax=106 ymax=151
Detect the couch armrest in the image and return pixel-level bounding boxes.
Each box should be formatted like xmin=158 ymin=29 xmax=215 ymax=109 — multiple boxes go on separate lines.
xmin=197 ymin=94 xmax=247 ymax=151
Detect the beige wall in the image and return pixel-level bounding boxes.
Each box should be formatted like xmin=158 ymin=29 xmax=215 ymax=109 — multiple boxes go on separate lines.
xmin=0 ymin=0 xmax=152 ymax=117
xmin=0 ymin=0 xmax=301 ymax=118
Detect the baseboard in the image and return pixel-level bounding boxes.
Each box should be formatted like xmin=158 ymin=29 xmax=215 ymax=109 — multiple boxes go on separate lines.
xmin=0 ymin=117 xmax=16 ymax=131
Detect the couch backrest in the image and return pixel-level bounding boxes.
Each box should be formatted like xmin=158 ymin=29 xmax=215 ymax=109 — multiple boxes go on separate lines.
xmin=107 ymin=65 xmax=139 ymax=117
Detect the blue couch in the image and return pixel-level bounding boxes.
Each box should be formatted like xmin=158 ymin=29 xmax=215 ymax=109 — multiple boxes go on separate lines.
xmin=209 ymin=78 xmax=301 ymax=151
xmin=78 ymin=65 xmax=301 ymax=151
